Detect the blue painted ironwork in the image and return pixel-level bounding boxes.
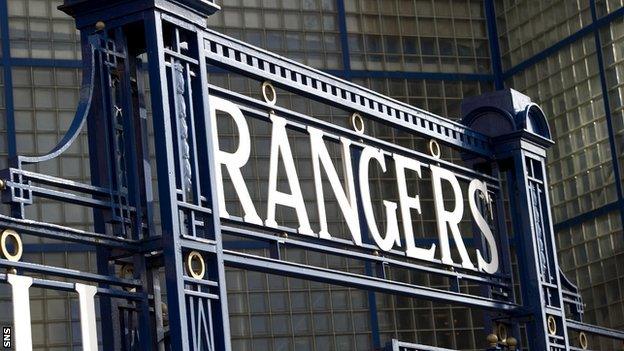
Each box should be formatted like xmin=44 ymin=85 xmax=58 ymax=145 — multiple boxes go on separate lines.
xmin=9 ymin=57 xmax=84 ymax=68
xmin=4 ymin=57 xmax=494 ymax=81
xmin=0 ymin=1 xmax=620 ymax=351
xmin=385 ymin=339 xmax=457 ymax=351
xmin=460 ymin=88 xmax=624 ymax=350
xmin=202 ymin=29 xmax=493 ymax=156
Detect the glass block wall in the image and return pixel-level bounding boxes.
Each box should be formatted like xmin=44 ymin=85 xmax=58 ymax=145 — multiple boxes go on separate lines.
xmin=602 ymin=15 xmax=624 ymax=197
xmin=496 ymin=0 xmax=592 ymax=70
xmin=0 ymin=0 xmax=623 ymax=350
xmin=208 ymin=0 xmax=343 ymax=70
xmin=343 ymin=0 xmax=489 ymax=73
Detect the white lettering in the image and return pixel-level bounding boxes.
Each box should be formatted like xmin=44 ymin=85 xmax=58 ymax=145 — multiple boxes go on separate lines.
xmin=75 ymin=283 xmax=98 ymax=351
xmin=309 ymin=127 xmax=361 ymax=245
xmin=209 ymin=96 xmax=262 ymax=225
xmin=394 ymin=154 xmax=435 ymax=261
xmin=265 ymin=114 xmax=313 ymax=235
xmin=359 ymin=146 xmax=401 ymax=251
xmin=430 ymin=165 xmax=475 ymax=269
xmin=468 ymin=179 xmax=499 ymax=274
xmin=7 ymin=275 xmax=99 ymax=351
xmin=7 ymin=274 xmax=32 ymax=351
xmin=206 ymin=95 xmax=501 ymax=274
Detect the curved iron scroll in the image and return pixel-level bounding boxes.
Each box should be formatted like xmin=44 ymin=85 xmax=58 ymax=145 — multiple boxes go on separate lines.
xmin=16 ymin=35 xmax=98 ymax=166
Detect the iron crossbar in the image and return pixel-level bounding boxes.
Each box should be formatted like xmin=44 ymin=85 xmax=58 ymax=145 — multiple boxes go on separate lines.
xmin=222 ymin=250 xmax=520 ymax=312
xmin=387 ymin=339 xmax=457 ymax=351
xmin=566 ymin=320 xmax=624 ymax=340
xmin=0 ymin=213 xmax=138 ymax=249
xmin=1 ymin=1 xmax=619 ymax=349
xmin=221 ymin=223 xmax=512 ymax=286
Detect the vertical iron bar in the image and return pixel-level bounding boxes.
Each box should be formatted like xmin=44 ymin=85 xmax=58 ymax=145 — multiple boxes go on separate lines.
xmin=85 ymin=32 xmax=117 ymax=351
xmin=195 ymin=29 xmax=232 ymax=351
xmin=115 ymin=26 xmax=156 ymax=350
xmin=510 ymin=152 xmax=548 ymax=350
xmin=144 ymin=11 xmax=191 ymax=351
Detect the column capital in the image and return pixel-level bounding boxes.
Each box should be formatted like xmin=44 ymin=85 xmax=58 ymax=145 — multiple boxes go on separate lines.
xmin=60 ymin=0 xmax=220 ymax=29
xmin=461 ymin=89 xmax=553 ymax=156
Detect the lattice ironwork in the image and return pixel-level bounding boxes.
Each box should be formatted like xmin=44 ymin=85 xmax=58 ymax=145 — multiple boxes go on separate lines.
xmin=0 ymin=1 xmax=621 ymax=351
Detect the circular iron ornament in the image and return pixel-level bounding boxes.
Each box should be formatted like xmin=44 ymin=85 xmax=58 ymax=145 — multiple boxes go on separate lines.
xmin=547 ymin=315 xmax=557 ymax=335
xmin=428 ymin=139 xmax=441 ymax=159
xmin=186 ymin=251 xmax=206 ymax=279
xmin=351 ymin=113 xmax=365 ymax=135
xmin=262 ymin=81 xmax=277 ymax=106
xmin=579 ymin=332 xmax=588 ymax=350
xmin=497 ymin=323 xmax=508 ymax=343
xmin=0 ymin=229 xmax=23 ymax=262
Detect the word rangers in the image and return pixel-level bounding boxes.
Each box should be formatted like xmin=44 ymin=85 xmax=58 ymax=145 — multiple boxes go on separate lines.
xmin=209 ymin=96 xmax=499 ymax=274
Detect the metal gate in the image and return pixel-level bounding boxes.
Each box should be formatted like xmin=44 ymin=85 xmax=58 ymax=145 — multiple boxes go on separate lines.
xmin=0 ymin=0 xmax=622 ymax=350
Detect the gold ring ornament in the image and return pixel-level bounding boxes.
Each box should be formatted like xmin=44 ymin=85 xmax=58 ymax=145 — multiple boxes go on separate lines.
xmin=186 ymin=251 xmax=205 ymax=279
xmin=547 ymin=315 xmax=557 ymax=335
xmin=262 ymin=81 xmax=277 ymax=106
xmin=351 ymin=113 xmax=365 ymax=134
xmin=579 ymin=332 xmax=588 ymax=350
xmin=0 ymin=229 xmax=23 ymax=262
xmin=428 ymin=139 xmax=441 ymax=159
xmin=497 ymin=323 xmax=508 ymax=343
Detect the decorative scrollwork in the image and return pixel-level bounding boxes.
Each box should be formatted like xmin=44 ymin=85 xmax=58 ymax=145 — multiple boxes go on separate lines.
xmin=529 ymin=182 xmax=548 ymax=280
xmin=17 ymin=34 xmax=99 ymax=166
xmin=174 ymin=62 xmax=192 ymax=193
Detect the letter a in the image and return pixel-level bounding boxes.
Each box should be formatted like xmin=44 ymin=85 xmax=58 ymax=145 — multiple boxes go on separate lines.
xmin=266 ymin=115 xmax=313 ymax=235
